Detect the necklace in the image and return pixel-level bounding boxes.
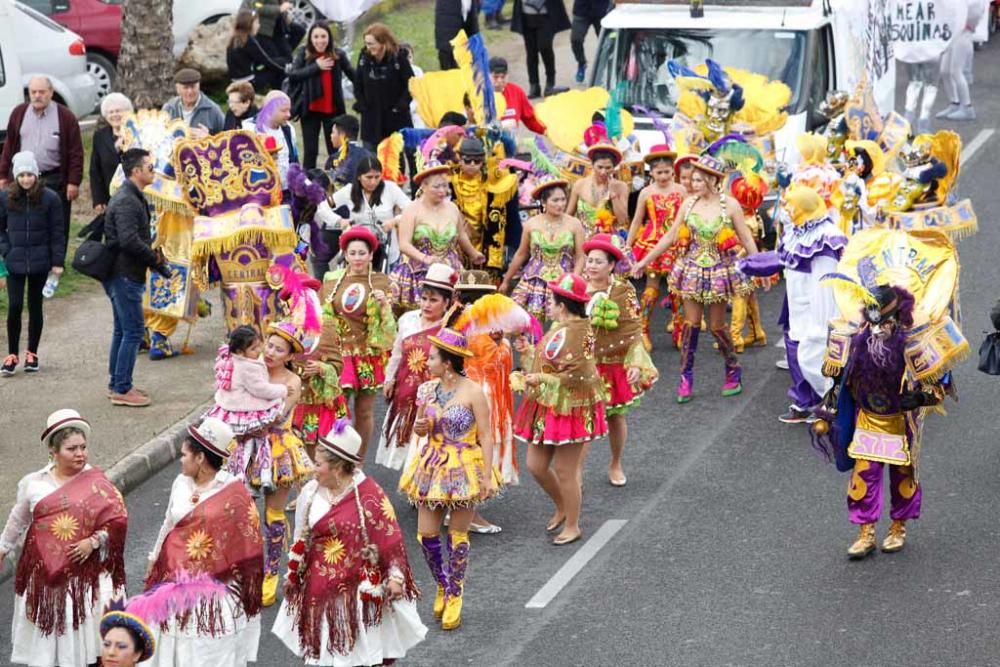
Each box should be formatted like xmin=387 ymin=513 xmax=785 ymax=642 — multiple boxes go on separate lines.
xmin=543 ymin=215 xmax=562 ymax=238
xmin=189 ymin=473 xmax=214 ymax=504
xmin=435 ymin=380 xmax=458 ymax=406
xmin=590 ymin=178 xmax=609 ymax=204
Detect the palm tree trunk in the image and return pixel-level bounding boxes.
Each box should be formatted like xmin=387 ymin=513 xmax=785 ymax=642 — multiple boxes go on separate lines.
xmin=118 ymin=0 xmax=175 ymax=109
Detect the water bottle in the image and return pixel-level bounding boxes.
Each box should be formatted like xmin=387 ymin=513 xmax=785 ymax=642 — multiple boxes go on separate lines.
xmin=42 ymin=271 xmax=60 ymax=299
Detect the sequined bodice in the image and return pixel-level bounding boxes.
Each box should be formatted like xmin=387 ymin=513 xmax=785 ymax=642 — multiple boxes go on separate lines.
xmin=577 ymin=198 xmax=614 ymax=235
xmin=527 ymin=230 xmax=575 ymax=281
xmin=427 ymin=402 xmax=477 ymax=444
xmin=685 ymin=212 xmax=728 ymax=267
xmin=414 ymin=223 xmax=458 ymax=254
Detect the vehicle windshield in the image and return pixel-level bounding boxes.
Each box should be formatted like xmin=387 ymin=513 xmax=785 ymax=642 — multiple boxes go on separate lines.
xmin=593 ymin=28 xmax=807 ymax=117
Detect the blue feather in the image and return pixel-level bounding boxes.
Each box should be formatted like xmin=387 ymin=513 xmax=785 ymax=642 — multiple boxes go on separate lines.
xmin=400 ymin=128 xmax=435 ymax=151
xmin=706 ymin=59 xmax=730 ymax=93
xmin=729 ymin=83 xmax=745 ymax=112
xmin=668 ymin=60 xmax=701 ymax=80
xmin=467 ymin=33 xmax=497 ymax=124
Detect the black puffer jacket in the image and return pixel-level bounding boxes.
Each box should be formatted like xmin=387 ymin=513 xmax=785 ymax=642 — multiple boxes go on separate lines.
xmin=287 ymin=47 xmax=355 ymax=118
xmin=0 ymin=187 xmax=66 ymax=274
xmin=435 ymin=0 xmax=480 ymax=51
xmin=104 ymin=180 xmax=158 ymax=283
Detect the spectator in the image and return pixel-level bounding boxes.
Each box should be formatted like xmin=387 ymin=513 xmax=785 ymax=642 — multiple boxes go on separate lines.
xmin=241 ymin=0 xmax=304 ymax=59
xmin=936 ymin=0 xmax=988 ymax=121
xmin=324 ymin=113 xmax=372 ymax=186
xmin=103 ymin=148 xmax=171 ymax=407
xmin=510 ymin=0 xmax=572 ymax=98
xmin=0 ymin=152 xmax=65 ymax=376
xmin=483 ymin=0 xmax=509 ymax=29
xmin=161 ymin=69 xmax=226 ymax=138
xmin=435 ymin=0 xmax=480 ymax=69
xmin=570 ymin=0 xmax=611 ymax=83
xmin=90 ymin=92 xmax=134 ymax=214
xmin=354 ymin=23 xmax=415 ymax=149
xmin=288 ymin=22 xmax=356 ymax=170
xmin=245 ymin=90 xmax=298 ymax=193
xmin=224 ymin=81 xmax=259 ymax=131
xmin=489 ymin=56 xmax=547 ymax=134
xmin=226 ymin=8 xmax=289 ymax=94
xmin=0 ymin=76 xmax=83 ymax=258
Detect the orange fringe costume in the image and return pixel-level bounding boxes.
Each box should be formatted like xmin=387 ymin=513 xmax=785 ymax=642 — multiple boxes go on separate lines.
xmin=466 ymin=333 xmax=518 ymax=486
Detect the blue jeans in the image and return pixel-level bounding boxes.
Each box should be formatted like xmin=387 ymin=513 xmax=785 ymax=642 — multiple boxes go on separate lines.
xmin=103 ymin=275 xmax=146 ymax=394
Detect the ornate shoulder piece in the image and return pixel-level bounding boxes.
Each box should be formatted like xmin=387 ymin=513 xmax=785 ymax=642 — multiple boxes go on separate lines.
xmin=904 ymin=317 xmax=969 ymax=383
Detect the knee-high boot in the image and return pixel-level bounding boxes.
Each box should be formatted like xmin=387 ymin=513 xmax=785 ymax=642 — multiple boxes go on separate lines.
xmin=417 ymin=532 xmax=448 ymax=619
xmin=639 ymin=280 xmax=660 ymax=352
xmin=746 ymin=293 xmax=767 ymax=347
xmin=729 ymin=296 xmax=747 ymax=353
xmin=712 ymin=327 xmax=743 ymax=396
xmin=442 ymin=530 xmax=470 ymax=630
xmin=263 ymin=506 xmax=287 ymax=606
xmin=669 ymin=293 xmax=684 ymax=349
xmin=677 ymin=322 xmax=700 ymax=403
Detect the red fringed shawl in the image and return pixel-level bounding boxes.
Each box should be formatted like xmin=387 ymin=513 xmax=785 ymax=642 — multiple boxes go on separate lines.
xmin=384 ymin=324 xmax=441 ymax=448
xmin=15 ymin=468 xmax=128 ymax=637
xmin=145 ymin=480 xmax=264 ymax=632
xmin=286 ymin=476 xmax=419 ymax=660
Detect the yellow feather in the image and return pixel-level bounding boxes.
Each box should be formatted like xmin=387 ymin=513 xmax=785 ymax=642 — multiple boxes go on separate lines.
xmin=821 ymin=277 xmax=879 ymax=307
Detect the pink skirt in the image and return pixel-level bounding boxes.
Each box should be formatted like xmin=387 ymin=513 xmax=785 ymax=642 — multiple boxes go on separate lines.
xmin=513 ymin=399 xmax=608 ymax=446
xmin=596 ymin=362 xmax=654 ymax=416
xmin=204 ymin=403 xmax=283 ymax=436
xmin=292 ymin=399 xmax=351 ymax=445
xmin=340 ymin=352 xmax=388 ymax=394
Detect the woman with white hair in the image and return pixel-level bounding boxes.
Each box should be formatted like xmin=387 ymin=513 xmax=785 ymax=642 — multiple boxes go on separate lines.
xmin=89 ymin=92 xmax=134 ymax=213
xmin=244 ymin=89 xmax=298 ymax=194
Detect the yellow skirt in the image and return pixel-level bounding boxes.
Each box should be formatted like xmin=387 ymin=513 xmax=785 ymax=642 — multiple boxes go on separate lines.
xmin=398 ymin=437 xmax=500 ymax=508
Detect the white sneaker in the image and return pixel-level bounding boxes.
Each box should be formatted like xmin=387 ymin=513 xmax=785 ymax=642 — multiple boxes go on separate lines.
xmin=945 ymin=106 xmax=976 ymax=121
xmin=774 ymin=338 xmax=785 ymax=349
xmin=775 ymin=357 xmax=789 ymax=370
xmin=935 ymin=103 xmax=959 ymax=119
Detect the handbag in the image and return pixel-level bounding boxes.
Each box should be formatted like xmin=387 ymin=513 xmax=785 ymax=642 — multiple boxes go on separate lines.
xmin=71 ymin=213 xmax=115 ymax=282
xmin=977 ymin=332 xmax=1000 ymax=375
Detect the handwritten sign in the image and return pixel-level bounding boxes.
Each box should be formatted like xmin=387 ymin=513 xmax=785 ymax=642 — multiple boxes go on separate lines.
xmin=891 ymin=0 xmax=962 ymax=62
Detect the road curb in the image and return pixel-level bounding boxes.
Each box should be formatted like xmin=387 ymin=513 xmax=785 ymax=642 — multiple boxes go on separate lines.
xmin=0 ymin=400 xmax=212 ymax=584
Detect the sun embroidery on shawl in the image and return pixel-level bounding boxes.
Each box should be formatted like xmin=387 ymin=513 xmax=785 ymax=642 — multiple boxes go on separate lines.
xmin=50 ymin=513 xmax=79 ymax=541
xmin=185 ymin=529 xmax=215 ymax=561
xmin=380 ymin=495 xmax=397 ymax=522
xmin=322 ymin=537 xmax=346 ymax=566
xmin=406 ymin=348 xmax=427 ymax=373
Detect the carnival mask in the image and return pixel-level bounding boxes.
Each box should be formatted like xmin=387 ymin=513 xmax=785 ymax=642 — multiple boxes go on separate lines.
xmin=818 ymin=90 xmax=849 ymax=120
xmin=703 ymin=92 xmax=734 ymax=140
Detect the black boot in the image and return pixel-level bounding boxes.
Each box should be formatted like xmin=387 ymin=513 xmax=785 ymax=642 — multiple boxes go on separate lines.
xmin=485 ymin=13 xmax=500 ymax=29
xmin=528 ymin=83 xmax=542 ymax=99
xmin=544 ymin=82 xmax=569 ymax=97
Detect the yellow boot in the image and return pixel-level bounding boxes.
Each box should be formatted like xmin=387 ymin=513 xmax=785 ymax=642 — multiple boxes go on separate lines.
xmin=442 ymin=531 xmax=469 ymax=630
xmin=881 ymin=520 xmax=907 ymax=553
xmin=262 ymin=506 xmax=288 ymax=607
xmin=847 ymin=523 xmax=877 ymax=559
xmin=746 ymin=293 xmax=767 ymax=347
xmin=729 ymin=296 xmax=747 ymax=353
xmin=416 ymin=532 xmax=448 ymax=618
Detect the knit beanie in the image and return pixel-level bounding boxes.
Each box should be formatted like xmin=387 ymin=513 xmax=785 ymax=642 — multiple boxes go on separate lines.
xmin=12 ymin=151 xmax=40 ymax=178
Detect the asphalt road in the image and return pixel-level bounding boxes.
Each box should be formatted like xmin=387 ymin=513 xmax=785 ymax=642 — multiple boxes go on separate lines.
xmin=3 ymin=48 xmax=1000 ymax=667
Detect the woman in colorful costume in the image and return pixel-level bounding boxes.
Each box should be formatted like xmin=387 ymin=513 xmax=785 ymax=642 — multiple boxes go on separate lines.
xmin=627 ymin=144 xmax=688 ymax=350
xmin=816 ymin=229 xmax=968 ymax=558
xmin=514 ymin=273 xmax=609 ymax=545
xmin=376 ymin=263 xmax=459 ymax=470
xmin=567 ymin=143 xmax=629 ymax=237
xmin=501 ymin=177 xmax=585 ymax=320
xmin=584 ymin=234 xmax=658 ymax=487
xmin=145 ymin=417 xmax=263 ymax=666
xmin=632 ymin=155 xmax=758 ymax=402
xmin=273 ymin=420 xmax=426 ymax=664
xmin=399 ymin=329 xmax=498 ymax=631
xmin=727 ymin=169 xmax=770 ymax=352
xmin=389 ymin=161 xmax=484 ymax=311
xmin=226 ymin=322 xmax=312 ymax=607
xmin=1 ymin=409 xmax=127 ymax=667
xmin=322 ymin=226 xmax=397 ymax=460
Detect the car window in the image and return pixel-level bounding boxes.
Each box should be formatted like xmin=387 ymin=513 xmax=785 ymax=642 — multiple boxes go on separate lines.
xmin=19 ymin=0 xmax=52 ymax=14
xmin=16 ymin=3 xmax=68 ymax=31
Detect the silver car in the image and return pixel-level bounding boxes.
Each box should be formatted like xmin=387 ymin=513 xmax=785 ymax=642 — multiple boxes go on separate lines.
xmin=13 ymin=2 xmax=98 ymax=118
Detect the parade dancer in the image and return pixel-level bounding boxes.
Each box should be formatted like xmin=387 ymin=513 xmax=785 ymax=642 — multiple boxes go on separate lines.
xmin=632 ymin=155 xmax=758 ymax=402
xmin=568 ymin=141 xmax=629 ymax=237
xmin=727 ymin=170 xmax=770 ymax=352
xmin=627 ymin=144 xmax=687 ymax=351
xmin=399 ymin=329 xmax=498 ymax=631
xmin=584 ymin=234 xmax=658 ymax=486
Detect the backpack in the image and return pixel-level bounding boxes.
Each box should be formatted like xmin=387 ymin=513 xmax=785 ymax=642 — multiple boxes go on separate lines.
xmin=71 ymin=213 xmax=115 ymax=282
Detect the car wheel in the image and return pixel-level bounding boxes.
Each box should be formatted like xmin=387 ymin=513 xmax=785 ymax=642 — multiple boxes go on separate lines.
xmin=290 ymin=0 xmax=323 ymax=26
xmin=87 ymin=53 xmax=117 ymax=106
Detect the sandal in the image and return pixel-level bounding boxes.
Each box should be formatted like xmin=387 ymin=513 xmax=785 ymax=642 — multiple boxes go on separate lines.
xmin=553 ymin=532 xmax=582 ymax=546
xmin=546 ymin=516 xmax=566 ymax=533
xmin=469 ymin=522 xmax=503 ymax=535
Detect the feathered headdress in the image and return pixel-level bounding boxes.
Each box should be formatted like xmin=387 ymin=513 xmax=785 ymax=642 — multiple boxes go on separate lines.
xmin=286 ymin=163 xmax=330 ymax=260
xmin=376 ymin=133 xmax=406 ymax=184
xmin=267 ymin=264 xmax=323 ymax=352
xmin=451 ymin=30 xmax=498 ymax=125
xmin=452 ymin=293 xmax=542 ymax=342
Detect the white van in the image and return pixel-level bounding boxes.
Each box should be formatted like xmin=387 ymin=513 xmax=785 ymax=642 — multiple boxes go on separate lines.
xmin=0 ymin=0 xmax=25 ymax=145
xmin=592 ymin=0 xmax=896 ymax=165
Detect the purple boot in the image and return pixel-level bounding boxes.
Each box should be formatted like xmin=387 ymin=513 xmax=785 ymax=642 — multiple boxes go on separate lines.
xmin=712 ymin=327 xmax=743 ymax=396
xmin=677 ymin=323 xmax=700 ymax=403
xmin=417 ymin=532 xmax=448 ymax=619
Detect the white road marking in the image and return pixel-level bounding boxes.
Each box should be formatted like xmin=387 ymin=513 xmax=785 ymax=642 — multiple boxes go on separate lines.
xmin=525 ymin=519 xmax=628 ymax=609
xmin=960 ymin=129 xmax=994 ymax=166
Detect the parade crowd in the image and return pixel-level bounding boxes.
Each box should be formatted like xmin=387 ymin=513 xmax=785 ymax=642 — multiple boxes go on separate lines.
xmin=0 ymin=0 xmax=986 ymax=664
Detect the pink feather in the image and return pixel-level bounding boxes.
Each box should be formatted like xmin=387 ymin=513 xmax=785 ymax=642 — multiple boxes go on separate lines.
xmin=499 ymin=158 xmax=533 ymax=172
xmin=273 ymin=265 xmax=323 ymax=334
xmin=421 ymin=125 xmax=466 ymax=163
xmin=125 ymin=571 xmax=228 ymax=626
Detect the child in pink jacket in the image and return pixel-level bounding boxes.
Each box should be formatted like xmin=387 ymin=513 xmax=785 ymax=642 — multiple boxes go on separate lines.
xmin=207 ymin=325 xmax=287 ymax=492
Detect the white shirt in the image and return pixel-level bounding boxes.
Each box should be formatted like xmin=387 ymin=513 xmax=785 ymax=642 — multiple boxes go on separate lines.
xmin=0 ymin=463 xmax=97 ymax=554
xmin=318 ymin=181 xmax=412 ymax=263
xmin=243 ymin=119 xmax=296 ymax=189
xmin=149 ymin=470 xmax=237 ymax=562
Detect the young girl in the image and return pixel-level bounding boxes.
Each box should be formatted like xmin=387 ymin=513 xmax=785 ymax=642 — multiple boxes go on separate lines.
xmin=207 ymin=326 xmax=288 ymax=492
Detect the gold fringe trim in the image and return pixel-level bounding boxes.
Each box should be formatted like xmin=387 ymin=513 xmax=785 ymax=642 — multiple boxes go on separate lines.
xmin=191 ymin=227 xmax=297 ymax=263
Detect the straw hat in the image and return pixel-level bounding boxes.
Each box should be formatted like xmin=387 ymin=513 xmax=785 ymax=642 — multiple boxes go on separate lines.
xmin=187 ymin=417 xmax=235 ymax=459
xmin=428 ymin=327 xmax=474 ymax=358
xmin=692 ymin=154 xmax=726 ymax=179
xmin=644 ymin=143 xmax=677 ymax=164
xmin=421 ymin=263 xmax=459 ymax=292
xmin=267 ymin=320 xmax=306 ymax=354
xmin=586 ymin=142 xmax=623 ymax=166
xmin=531 ymin=173 xmax=569 ymax=201
xmin=318 ymin=417 xmax=363 ymax=464
xmin=413 ymin=159 xmax=451 ymax=185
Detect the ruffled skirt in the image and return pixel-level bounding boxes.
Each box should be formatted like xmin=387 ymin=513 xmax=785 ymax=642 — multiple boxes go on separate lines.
xmin=205 ymin=403 xmax=284 ymax=436
xmin=228 ymin=429 xmax=314 ymax=489
xmin=669 ymin=251 xmax=753 ymax=304
xmin=293 ymin=399 xmax=351 ymax=445
xmin=513 ymin=400 xmax=608 ymax=446
xmin=10 ymin=574 xmax=118 ymax=667
xmin=145 ymin=597 xmax=260 ymax=667
xmin=340 ymin=352 xmax=387 ymax=394
xmin=398 ymin=438 xmax=500 ymax=508
xmin=511 ymin=276 xmax=552 ymax=320
xmin=389 ymin=251 xmax=462 ymax=310
xmin=597 ymin=362 xmax=656 ymax=416
xmin=632 ymin=237 xmax=676 ymax=275
xmin=271 ymin=596 xmax=427 ymax=666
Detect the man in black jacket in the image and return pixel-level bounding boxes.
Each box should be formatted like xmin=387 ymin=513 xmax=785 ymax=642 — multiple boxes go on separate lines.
xmin=435 ymin=0 xmax=481 ymax=70
xmin=103 ymin=148 xmax=171 ymax=408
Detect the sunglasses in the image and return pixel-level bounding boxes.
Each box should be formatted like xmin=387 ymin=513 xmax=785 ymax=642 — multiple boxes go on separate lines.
xmin=461 ymin=157 xmax=484 ymax=165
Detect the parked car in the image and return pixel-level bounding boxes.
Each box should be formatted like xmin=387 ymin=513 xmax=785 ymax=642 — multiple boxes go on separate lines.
xmin=16 ymin=0 xmax=242 ymax=105
xmin=0 ymin=0 xmax=26 ymax=145
xmin=13 ymin=1 xmax=98 ymax=118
